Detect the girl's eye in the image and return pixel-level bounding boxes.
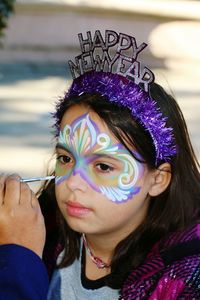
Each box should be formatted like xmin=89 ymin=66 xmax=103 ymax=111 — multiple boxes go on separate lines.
xmin=57 ymin=155 xmax=72 ymax=165
xmin=96 ymin=163 xmax=114 ymax=173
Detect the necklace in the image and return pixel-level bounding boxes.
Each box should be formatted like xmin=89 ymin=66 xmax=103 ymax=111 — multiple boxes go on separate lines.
xmin=82 ymin=234 xmax=110 ymax=269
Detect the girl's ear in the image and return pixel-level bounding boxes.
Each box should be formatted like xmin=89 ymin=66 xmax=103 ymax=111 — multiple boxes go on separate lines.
xmin=149 ymin=163 xmax=171 ymax=197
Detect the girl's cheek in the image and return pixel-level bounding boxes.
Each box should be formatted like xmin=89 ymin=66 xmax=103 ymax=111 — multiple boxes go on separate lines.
xmin=55 ymin=161 xmax=67 ymax=177
xmin=55 ymin=183 xmax=68 ymax=204
xmin=55 ymin=161 xmax=73 ymax=185
xmin=54 ymin=185 xmax=60 ymax=204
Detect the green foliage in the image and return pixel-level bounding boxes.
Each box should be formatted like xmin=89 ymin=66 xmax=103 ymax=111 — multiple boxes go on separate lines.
xmin=0 ymin=0 xmax=15 ymax=36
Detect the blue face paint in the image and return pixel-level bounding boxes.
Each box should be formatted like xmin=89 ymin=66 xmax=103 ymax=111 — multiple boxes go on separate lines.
xmin=55 ymin=113 xmax=144 ymax=203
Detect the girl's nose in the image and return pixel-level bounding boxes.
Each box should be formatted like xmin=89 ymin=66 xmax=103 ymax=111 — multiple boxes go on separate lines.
xmin=66 ymin=169 xmax=88 ymax=192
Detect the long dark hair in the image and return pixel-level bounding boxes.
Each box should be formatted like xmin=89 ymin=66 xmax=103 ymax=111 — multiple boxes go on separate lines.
xmin=41 ymin=82 xmax=200 ymax=288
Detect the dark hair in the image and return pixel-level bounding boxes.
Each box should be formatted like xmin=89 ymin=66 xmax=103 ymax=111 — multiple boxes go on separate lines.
xmin=43 ymin=82 xmax=200 ymax=288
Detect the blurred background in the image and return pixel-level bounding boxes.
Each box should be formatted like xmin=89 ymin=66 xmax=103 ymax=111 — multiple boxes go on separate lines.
xmin=0 ymin=0 xmax=200 ymax=190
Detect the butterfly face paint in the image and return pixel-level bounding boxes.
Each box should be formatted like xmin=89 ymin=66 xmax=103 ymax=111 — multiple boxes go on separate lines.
xmin=55 ymin=113 xmax=144 ymax=203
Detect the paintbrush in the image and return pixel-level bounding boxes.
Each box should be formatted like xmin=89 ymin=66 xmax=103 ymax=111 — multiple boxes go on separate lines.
xmin=20 ymin=175 xmax=55 ymax=183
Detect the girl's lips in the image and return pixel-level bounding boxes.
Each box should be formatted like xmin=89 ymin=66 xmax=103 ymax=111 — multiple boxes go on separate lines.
xmin=65 ymin=201 xmax=92 ymax=217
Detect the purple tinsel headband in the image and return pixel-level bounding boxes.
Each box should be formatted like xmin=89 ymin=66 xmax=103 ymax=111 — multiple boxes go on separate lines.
xmin=54 ymin=30 xmax=177 ymax=165
xmin=66 ymin=70 xmax=176 ymax=165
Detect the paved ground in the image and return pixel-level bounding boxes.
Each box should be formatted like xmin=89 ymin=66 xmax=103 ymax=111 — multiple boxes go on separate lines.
xmin=0 ymin=62 xmax=199 ymax=191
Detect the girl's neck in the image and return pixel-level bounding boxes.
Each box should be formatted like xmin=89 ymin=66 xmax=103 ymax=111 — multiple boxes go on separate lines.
xmin=84 ymin=232 xmax=123 ymax=262
xmin=83 ymin=233 xmax=115 ymax=280
xmin=83 ymin=224 xmax=139 ymax=272
xmin=83 ymin=230 xmax=134 ymax=279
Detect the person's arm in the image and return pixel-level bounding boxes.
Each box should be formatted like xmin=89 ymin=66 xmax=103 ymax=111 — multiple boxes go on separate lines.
xmin=0 ymin=174 xmax=48 ymax=299
xmin=0 ymin=244 xmax=49 ymax=300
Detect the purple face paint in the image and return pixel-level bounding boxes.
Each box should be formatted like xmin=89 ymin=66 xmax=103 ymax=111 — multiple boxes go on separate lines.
xmin=55 ymin=113 xmax=144 ymax=203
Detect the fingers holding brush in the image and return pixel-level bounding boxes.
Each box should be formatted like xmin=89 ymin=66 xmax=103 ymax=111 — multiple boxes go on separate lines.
xmin=0 ymin=174 xmax=46 ymax=258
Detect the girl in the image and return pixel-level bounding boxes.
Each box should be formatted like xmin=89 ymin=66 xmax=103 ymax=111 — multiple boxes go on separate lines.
xmin=1 ymin=30 xmax=199 ymax=299
xmin=2 ymin=29 xmax=199 ymax=300
xmin=38 ymin=60 xmax=200 ymax=298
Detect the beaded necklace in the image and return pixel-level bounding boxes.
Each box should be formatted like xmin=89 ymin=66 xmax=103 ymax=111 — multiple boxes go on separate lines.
xmin=82 ymin=234 xmax=110 ymax=269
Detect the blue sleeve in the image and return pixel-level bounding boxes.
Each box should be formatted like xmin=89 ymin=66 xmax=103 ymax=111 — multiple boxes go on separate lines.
xmin=0 ymin=244 xmax=49 ymax=300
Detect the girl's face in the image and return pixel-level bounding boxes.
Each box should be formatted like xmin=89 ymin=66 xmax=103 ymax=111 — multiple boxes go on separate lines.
xmin=55 ymin=105 xmax=155 ymax=238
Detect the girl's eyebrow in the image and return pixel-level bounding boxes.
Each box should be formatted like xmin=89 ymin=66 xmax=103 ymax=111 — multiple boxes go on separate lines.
xmin=56 ymin=143 xmax=121 ymax=162
xmin=55 ymin=143 xmax=72 ymax=154
xmin=90 ymin=153 xmax=122 ymax=163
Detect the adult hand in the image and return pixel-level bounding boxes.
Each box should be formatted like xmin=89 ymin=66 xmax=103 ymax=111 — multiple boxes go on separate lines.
xmin=0 ymin=174 xmax=46 ymax=258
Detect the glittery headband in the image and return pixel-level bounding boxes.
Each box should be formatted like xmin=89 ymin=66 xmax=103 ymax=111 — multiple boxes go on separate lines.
xmin=67 ymin=70 xmax=177 ymax=165
xmin=56 ymin=30 xmax=177 ymax=165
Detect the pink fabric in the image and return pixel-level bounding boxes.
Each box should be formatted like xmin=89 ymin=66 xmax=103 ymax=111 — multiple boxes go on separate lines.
xmin=120 ymin=223 xmax=200 ymax=299
xmin=149 ymin=278 xmax=184 ymax=300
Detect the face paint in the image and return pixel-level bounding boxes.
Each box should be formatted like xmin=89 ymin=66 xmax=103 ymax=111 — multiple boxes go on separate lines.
xmin=55 ymin=113 xmax=144 ymax=203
